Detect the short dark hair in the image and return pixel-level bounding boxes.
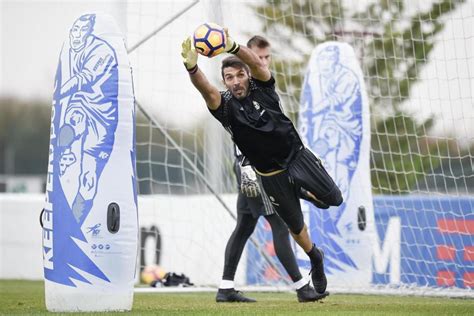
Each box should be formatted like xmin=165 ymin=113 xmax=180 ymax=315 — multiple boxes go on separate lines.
xmin=246 ymin=35 xmax=270 ymax=49
xmin=221 ymin=56 xmax=250 ymax=79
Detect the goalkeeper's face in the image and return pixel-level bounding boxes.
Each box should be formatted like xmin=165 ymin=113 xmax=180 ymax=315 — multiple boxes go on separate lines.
xmin=223 ymin=66 xmax=250 ymax=100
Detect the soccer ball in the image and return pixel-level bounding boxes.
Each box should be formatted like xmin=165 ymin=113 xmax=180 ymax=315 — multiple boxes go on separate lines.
xmin=140 ymin=264 xmax=166 ymax=285
xmin=193 ymin=23 xmax=226 ymax=58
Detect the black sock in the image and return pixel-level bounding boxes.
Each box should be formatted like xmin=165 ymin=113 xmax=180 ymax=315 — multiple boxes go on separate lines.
xmin=305 ymin=244 xmax=322 ymax=263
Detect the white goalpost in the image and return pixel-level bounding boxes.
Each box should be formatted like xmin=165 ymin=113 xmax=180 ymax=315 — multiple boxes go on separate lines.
xmin=127 ymin=0 xmax=473 ymax=297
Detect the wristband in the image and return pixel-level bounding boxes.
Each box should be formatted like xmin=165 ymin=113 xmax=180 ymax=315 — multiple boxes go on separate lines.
xmin=186 ymin=64 xmax=198 ymax=74
xmin=228 ymin=42 xmax=240 ymax=54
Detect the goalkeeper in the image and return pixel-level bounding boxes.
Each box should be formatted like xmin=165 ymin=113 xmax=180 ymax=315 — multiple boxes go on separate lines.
xmin=181 ymin=27 xmax=343 ymax=301
xmin=215 ymin=36 xmax=323 ymax=303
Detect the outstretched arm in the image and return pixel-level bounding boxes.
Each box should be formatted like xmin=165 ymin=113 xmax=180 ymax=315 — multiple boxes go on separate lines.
xmin=224 ymin=29 xmax=271 ymax=82
xmin=188 ymin=67 xmax=221 ymax=110
xmin=181 ymin=37 xmax=221 ymax=110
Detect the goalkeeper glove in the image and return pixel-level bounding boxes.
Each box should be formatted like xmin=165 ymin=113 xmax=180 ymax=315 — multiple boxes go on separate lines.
xmin=181 ymin=36 xmax=198 ymax=73
xmin=240 ymin=164 xmax=260 ymax=198
xmin=223 ymin=28 xmax=240 ymax=54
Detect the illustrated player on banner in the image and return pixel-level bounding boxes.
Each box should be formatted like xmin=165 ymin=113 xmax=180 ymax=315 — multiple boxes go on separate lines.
xmin=56 ymin=13 xmax=119 ymax=224
xmin=304 ymin=45 xmax=362 ymax=219
xmin=181 ymin=24 xmax=343 ymax=301
xmin=216 ymin=36 xmax=324 ymax=303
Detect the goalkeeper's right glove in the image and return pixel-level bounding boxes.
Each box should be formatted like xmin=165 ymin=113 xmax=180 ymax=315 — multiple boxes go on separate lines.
xmin=240 ymin=164 xmax=260 ymax=198
xmin=181 ymin=36 xmax=198 ymax=73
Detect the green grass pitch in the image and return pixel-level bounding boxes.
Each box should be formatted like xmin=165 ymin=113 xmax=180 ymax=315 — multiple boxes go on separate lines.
xmin=1 ymin=280 xmax=472 ymax=315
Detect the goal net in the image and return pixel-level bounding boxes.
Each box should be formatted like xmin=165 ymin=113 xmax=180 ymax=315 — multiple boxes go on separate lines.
xmin=127 ymin=0 xmax=473 ymax=296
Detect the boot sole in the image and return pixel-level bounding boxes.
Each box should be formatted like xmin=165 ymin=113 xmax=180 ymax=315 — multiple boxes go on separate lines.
xmin=298 ymin=291 xmax=330 ymax=303
xmin=216 ymin=299 xmax=257 ymax=303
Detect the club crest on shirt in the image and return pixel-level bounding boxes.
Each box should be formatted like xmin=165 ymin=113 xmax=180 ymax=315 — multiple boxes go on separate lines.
xmin=253 ymin=100 xmax=266 ymax=117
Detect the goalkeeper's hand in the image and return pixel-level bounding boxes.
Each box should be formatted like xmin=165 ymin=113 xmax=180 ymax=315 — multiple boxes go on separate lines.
xmin=240 ymin=164 xmax=260 ymax=198
xmin=181 ymin=36 xmax=198 ymax=71
xmin=223 ymin=28 xmax=240 ymax=54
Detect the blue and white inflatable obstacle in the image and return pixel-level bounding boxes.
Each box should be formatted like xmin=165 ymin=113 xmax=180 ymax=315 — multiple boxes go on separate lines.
xmin=42 ymin=13 xmax=138 ymax=312
xmin=298 ymin=42 xmax=375 ymax=288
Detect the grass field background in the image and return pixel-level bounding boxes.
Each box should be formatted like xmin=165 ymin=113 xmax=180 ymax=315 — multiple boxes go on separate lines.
xmin=1 ymin=280 xmax=472 ymax=315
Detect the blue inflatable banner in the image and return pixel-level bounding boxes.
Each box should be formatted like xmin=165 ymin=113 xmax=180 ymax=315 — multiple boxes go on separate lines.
xmin=42 ymin=13 xmax=138 ymax=312
xmin=297 ymin=41 xmax=375 ymax=286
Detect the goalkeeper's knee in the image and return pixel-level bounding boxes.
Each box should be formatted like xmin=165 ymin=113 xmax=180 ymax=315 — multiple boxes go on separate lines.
xmin=325 ymin=186 xmax=343 ymax=206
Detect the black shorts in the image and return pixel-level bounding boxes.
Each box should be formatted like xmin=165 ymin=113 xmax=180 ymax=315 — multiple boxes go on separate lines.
xmin=260 ymin=148 xmax=342 ymax=233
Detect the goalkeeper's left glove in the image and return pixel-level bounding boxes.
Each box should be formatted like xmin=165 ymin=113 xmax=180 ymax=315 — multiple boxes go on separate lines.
xmin=181 ymin=36 xmax=198 ymax=73
xmin=240 ymin=164 xmax=260 ymax=198
xmin=223 ymin=28 xmax=240 ymax=54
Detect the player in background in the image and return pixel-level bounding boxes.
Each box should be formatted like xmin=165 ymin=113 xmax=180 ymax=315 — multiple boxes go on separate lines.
xmin=181 ymin=26 xmax=343 ymax=302
xmin=216 ymin=36 xmax=320 ymax=303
